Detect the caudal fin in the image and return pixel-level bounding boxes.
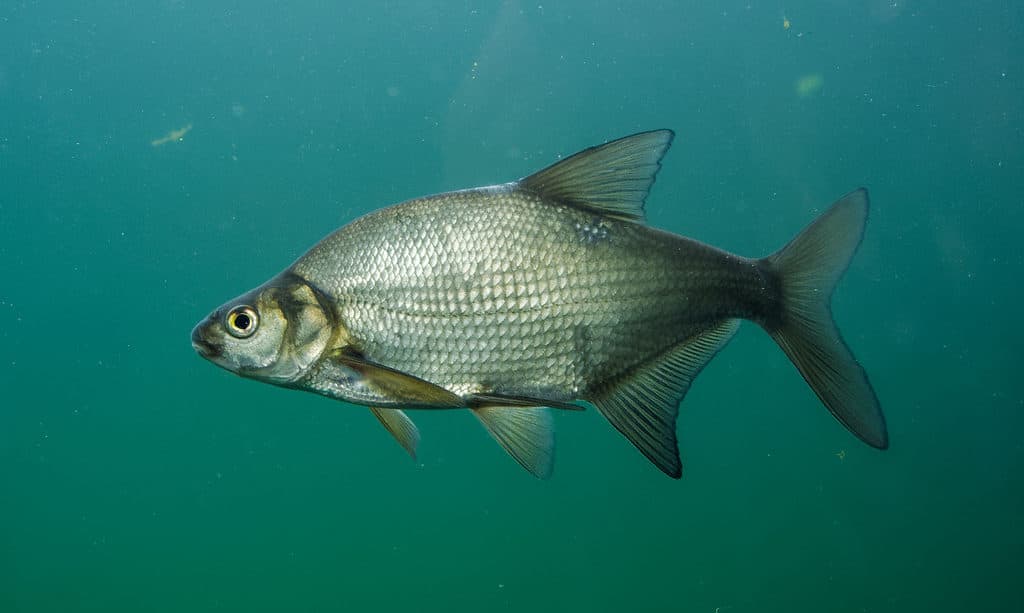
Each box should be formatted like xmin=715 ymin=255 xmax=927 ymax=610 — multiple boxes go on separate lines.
xmin=764 ymin=189 xmax=888 ymax=449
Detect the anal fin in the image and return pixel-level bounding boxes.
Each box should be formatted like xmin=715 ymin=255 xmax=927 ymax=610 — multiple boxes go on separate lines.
xmin=471 ymin=406 xmax=555 ymax=479
xmin=370 ymin=408 xmax=421 ymax=460
xmin=590 ymin=319 xmax=740 ymax=478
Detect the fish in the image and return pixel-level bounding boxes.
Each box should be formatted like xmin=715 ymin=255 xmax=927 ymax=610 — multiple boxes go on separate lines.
xmin=150 ymin=123 xmax=192 ymax=147
xmin=191 ymin=130 xmax=888 ymax=479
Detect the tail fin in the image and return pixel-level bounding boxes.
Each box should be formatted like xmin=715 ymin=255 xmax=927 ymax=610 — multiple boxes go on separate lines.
xmin=763 ymin=189 xmax=888 ymax=449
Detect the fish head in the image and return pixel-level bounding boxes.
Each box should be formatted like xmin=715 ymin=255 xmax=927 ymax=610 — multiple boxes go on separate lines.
xmin=191 ymin=273 xmax=335 ymax=385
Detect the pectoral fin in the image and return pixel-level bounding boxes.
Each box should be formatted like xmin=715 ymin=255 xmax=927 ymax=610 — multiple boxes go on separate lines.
xmin=370 ymin=408 xmax=420 ymax=460
xmin=327 ymin=350 xmax=464 ymax=409
xmin=472 ymin=406 xmax=555 ymax=479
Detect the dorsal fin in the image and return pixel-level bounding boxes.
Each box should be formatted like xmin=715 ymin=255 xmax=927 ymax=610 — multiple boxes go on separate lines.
xmin=517 ymin=130 xmax=674 ymax=223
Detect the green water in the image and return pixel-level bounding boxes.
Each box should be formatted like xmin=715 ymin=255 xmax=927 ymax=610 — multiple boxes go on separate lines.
xmin=2 ymin=2 xmax=1021 ymax=611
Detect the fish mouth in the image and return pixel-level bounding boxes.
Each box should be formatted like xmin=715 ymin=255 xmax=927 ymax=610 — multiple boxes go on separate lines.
xmin=190 ymin=323 xmax=222 ymax=358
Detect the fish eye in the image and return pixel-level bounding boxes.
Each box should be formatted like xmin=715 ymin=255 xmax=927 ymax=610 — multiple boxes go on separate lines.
xmin=226 ymin=306 xmax=259 ymax=338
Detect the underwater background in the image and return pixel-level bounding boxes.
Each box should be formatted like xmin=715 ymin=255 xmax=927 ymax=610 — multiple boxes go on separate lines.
xmin=2 ymin=1 xmax=1021 ymax=611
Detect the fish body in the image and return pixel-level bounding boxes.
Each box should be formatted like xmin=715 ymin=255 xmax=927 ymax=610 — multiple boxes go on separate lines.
xmin=294 ymin=186 xmax=773 ymax=402
xmin=192 ymin=130 xmax=887 ymax=478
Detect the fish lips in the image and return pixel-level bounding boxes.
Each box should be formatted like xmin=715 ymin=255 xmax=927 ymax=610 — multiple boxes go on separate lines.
xmin=190 ymin=318 xmax=223 ymax=359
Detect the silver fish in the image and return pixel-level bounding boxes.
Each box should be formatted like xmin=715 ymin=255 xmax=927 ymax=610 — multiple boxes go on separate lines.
xmin=191 ymin=130 xmax=887 ymax=478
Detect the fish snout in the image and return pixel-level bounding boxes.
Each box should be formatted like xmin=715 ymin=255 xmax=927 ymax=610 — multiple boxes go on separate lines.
xmin=191 ymin=318 xmax=222 ymax=358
